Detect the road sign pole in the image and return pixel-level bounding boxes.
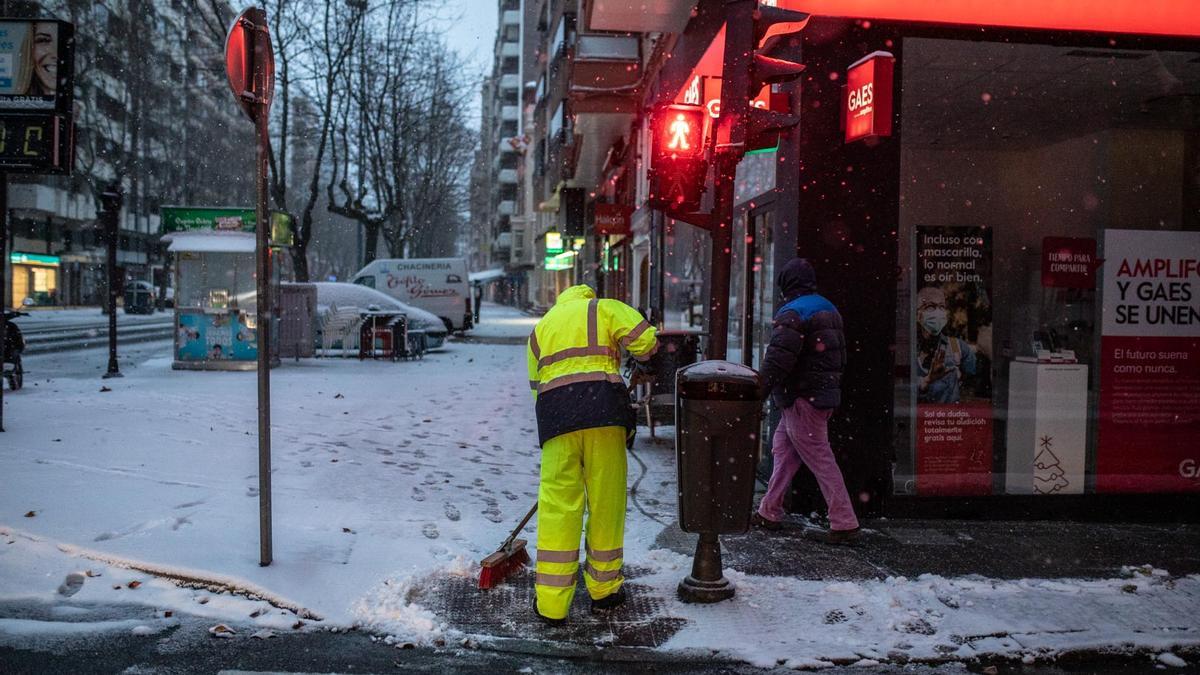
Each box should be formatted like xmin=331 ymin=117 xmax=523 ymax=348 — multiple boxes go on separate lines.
xmin=226 ymin=6 xmax=276 ymax=567
xmin=250 ymin=17 xmax=274 ymax=569
xmin=255 ymin=88 xmax=273 ymax=568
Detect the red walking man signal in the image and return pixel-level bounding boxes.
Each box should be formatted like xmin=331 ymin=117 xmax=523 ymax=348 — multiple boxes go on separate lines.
xmin=649 ymin=105 xmax=708 ymax=211
xmin=668 ymin=113 xmax=693 ymax=151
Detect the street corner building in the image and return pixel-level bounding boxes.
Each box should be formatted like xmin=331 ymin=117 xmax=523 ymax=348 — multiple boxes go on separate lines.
xmin=472 ymin=0 xmax=1200 ymax=522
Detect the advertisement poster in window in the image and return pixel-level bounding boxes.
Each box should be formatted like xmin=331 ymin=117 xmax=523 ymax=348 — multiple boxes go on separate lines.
xmin=914 ymin=226 xmax=994 ymax=495
xmin=1098 ymin=229 xmax=1200 ymax=493
xmin=176 ymin=312 xmax=258 ymax=363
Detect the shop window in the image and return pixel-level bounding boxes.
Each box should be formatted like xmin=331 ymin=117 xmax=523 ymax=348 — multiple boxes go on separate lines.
xmin=893 ymin=38 xmax=1200 ymax=497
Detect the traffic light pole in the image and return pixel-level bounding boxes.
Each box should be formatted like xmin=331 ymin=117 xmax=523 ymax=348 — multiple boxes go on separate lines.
xmin=705 ymin=156 xmax=737 ymax=360
xmin=676 ymin=0 xmax=808 ymax=604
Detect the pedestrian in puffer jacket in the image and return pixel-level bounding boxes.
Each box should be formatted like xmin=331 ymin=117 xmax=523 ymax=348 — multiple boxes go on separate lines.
xmin=752 ymin=258 xmax=860 ymax=544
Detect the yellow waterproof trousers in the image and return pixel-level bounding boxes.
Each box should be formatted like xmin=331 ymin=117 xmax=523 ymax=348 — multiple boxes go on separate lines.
xmin=535 ymin=425 xmax=627 ymax=620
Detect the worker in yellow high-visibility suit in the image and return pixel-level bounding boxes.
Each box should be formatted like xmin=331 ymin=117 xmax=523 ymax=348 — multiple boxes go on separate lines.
xmin=527 ymin=284 xmax=658 ymax=624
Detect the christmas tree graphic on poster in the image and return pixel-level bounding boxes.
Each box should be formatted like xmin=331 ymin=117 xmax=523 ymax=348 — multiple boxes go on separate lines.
xmin=1034 ymin=435 xmax=1070 ymax=494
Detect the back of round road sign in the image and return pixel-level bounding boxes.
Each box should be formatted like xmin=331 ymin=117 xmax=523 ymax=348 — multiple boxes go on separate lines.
xmin=224 ymin=7 xmax=274 ymax=121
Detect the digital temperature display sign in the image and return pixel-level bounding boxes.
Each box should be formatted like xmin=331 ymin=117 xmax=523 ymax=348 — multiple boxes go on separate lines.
xmin=0 ymin=113 xmax=72 ymax=173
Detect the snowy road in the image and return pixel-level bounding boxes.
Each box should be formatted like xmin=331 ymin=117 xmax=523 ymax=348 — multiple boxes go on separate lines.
xmin=2 ymin=303 xmax=1198 ymax=669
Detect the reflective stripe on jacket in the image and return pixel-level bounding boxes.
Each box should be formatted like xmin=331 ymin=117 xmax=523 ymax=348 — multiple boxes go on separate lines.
xmin=527 ymin=285 xmax=658 ymax=445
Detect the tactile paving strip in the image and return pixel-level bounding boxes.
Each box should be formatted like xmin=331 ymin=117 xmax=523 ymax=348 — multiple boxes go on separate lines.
xmin=412 ymin=565 xmax=687 ymax=648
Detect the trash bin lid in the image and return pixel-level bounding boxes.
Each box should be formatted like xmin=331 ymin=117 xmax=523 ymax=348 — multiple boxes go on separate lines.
xmin=676 ymin=360 xmax=760 ymax=400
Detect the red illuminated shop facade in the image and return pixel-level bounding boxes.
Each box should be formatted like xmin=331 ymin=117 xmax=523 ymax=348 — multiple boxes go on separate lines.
xmin=596 ymin=0 xmax=1200 ymax=518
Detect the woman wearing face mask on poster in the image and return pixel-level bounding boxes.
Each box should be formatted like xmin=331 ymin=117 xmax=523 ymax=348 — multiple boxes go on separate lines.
xmin=915 ymin=285 xmax=984 ymax=404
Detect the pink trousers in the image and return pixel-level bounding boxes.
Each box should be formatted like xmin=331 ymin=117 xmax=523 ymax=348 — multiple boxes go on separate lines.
xmin=758 ymin=398 xmax=859 ymax=531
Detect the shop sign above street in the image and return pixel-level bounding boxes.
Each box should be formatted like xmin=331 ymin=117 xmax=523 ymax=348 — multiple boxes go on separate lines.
xmin=594 ymin=204 xmax=633 ymax=236
xmin=161 ymin=205 xmax=294 ymax=247
xmin=843 ymin=51 xmax=894 ymax=143
xmin=9 ymin=251 xmax=59 ymax=265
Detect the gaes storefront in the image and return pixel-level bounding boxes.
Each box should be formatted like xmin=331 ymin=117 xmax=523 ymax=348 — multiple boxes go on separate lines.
xmin=742 ymin=3 xmax=1200 ymax=517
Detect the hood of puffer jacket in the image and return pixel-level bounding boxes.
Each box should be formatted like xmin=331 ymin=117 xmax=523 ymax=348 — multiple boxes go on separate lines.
xmin=777 ymin=258 xmax=817 ymax=301
xmin=555 ymin=284 xmax=596 ymax=305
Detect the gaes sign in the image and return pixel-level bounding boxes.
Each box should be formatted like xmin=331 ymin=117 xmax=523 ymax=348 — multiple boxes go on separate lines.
xmin=843 ymin=51 xmax=894 ymax=143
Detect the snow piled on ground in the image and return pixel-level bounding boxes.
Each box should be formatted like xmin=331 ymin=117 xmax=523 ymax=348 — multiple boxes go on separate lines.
xmin=3 ymin=305 xmax=543 ymax=637
xmin=629 ymin=549 xmax=1199 ymax=667
xmin=3 ymin=303 xmax=1199 ymax=667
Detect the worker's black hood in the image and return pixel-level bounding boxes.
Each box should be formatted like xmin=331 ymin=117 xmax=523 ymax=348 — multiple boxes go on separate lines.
xmin=777 ymin=258 xmax=817 ymax=301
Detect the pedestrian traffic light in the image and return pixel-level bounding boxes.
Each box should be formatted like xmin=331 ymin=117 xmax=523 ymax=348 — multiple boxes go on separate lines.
xmin=649 ymin=104 xmax=709 ymax=212
xmin=652 ymin=104 xmax=707 ymax=163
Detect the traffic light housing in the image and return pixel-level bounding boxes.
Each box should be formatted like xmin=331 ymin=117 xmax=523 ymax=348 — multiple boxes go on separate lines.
xmin=715 ymin=2 xmax=808 ymax=155
xmin=648 ymin=104 xmax=709 ymax=212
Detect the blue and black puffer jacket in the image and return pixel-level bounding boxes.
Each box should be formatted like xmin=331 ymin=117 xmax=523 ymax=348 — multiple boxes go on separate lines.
xmin=760 ymin=258 xmax=846 ymax=410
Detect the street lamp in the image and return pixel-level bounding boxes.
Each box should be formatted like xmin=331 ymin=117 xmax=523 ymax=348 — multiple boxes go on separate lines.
xmin=101 ymin=183 xmax=124 ymax=379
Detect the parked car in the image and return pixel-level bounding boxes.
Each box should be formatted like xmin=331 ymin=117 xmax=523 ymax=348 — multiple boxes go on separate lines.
xmin=123 ymin=280 xmax=173 ymax=312
xmin=312 ymin=282 xmax=448 ymax=350
xmin=350 ymin=258 xmax=472 ymax=332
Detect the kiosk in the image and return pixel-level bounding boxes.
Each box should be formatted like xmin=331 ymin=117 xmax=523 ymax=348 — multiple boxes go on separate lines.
xmin=164 ymin=229 xmax=279 ymax=370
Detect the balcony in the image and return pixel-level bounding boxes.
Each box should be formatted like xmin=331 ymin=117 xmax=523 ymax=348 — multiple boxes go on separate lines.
xmin=498 ymin=168 xmax=518 ymax=184
xmin=502 ymin=9 xmax=520 ymax=27
xmin=494 ymin=231 xmax=513 ymax=250
xmin=499 ymin=138 xmax=517 ymax=154
xmin=9 ymin=182 xmax=97 ymax=221
xmin=501 ymin=105 xmax=520 ymax=122
xmin=584 ymin=0 xmax=693 ymax=33
xmin=498 ymin=200 xmax=517 ymax=217
xmin=500 ymin=41 xmax=520 ymax=60
xmin=500 ymin=73 xmax=520 ymax=91
xmin=570 ymin=34 xmax=641 ymax=114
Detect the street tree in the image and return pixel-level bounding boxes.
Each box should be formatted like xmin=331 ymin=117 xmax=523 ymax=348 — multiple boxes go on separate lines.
xmin=327 ymin=3 xmax=475 ymax=265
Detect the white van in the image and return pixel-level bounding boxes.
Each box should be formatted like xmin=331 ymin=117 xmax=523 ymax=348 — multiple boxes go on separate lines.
xmin=351 ymin=258 xmax=472 ymax=332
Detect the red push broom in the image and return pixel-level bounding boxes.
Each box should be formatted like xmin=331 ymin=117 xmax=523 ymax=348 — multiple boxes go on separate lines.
xmin=478 ymin=501 xmax=538 ymax=589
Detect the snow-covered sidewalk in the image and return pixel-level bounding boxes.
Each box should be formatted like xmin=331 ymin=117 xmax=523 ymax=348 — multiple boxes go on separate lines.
xmin=1 ymin=336 xmax=1198 ymax=668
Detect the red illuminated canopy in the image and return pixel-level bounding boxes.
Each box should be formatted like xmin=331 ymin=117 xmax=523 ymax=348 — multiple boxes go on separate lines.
xmin=775 ymin=0 xmax=1200 ymax=37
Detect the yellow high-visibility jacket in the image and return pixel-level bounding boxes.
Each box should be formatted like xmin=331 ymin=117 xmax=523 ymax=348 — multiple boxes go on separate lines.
xmin=527 ymin=285 xmax=658 ymax=445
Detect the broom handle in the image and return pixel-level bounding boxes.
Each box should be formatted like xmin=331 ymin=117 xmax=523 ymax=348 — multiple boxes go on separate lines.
xmin=501 ymin=501 xmax=538 ymax=550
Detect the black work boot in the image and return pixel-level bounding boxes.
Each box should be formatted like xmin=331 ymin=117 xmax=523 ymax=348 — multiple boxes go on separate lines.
xmin=533 ymin=595 xmax=566 ymax=626
xmin=806 ymin=527 xmax=862 ymax=546
xmin=751 ymin=512 xmax=782 ymax=531
xmin=590 ymin=587 xmax=627 ymax=614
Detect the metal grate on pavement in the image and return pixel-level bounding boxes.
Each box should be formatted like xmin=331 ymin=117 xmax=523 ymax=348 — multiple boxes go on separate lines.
xmin=409 ymin=565 xmax=686 ymax=648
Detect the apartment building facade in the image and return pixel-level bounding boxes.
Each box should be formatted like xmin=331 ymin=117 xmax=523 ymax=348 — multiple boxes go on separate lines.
xmin=4 ymin=0 xmax=252 ymax=309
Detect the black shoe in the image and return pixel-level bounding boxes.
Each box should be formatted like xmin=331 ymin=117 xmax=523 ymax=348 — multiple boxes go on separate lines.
xmin=750 ymin=512 xmax=782 ymax=531
xmin=805 ymin=527 xmax=862 ymax=546
xmin=533 ymin=595 xmax=566 ymax=626
xmin=590 ymin=588 xmax=627 ymax=614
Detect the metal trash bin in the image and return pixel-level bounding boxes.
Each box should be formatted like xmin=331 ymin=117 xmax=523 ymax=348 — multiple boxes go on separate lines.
xmin=674 ymin=359 xmax=762 ymax=603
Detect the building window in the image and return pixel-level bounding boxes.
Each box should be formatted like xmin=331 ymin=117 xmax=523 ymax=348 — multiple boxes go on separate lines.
xmin=892 ymin=37 xmax=1200 ymax=498
xmin=551 ymin=13 xmax=575 ymax=59
xmin=548 ymin=100 xmax=564 ymax=140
